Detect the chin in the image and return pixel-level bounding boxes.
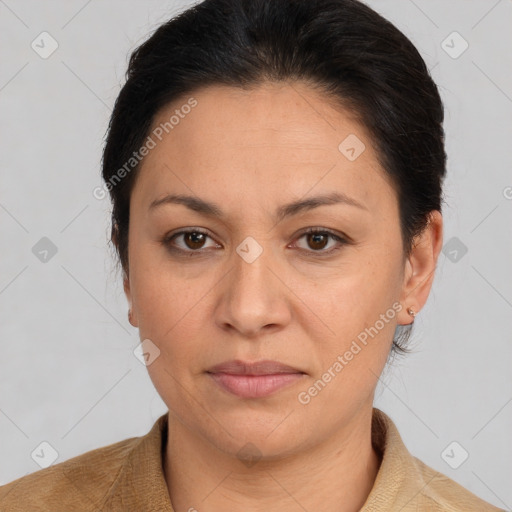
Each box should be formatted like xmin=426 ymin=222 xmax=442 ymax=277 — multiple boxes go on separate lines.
xmin=197 ymin=407 xmax=313 ymax=462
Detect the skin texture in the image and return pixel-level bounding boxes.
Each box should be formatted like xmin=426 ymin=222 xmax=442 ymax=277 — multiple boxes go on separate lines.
xmin=122 ymin=81 xmax=443 ymax=512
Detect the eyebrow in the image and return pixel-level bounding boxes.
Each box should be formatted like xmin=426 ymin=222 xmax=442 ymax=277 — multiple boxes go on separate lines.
xmin=149 ymin=191 xmax=368 ymax=222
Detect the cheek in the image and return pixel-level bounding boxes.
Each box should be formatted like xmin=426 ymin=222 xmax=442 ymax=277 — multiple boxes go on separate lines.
xmin=134 ymin=273 xmax=206 ymax=345
xmin=129 ymin=249 xmax=217 ymax=369
xmin=325 ymin=241 xmax=402 ymax=309
xmin=308 ymin=245 xmax=403 ymax=362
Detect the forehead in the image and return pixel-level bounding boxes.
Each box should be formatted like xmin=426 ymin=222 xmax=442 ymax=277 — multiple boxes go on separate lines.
xmin=131 ymin=82 xmax=397 ymax=218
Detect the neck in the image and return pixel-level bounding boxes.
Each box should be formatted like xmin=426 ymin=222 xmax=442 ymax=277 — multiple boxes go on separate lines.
xmin=164 ymin=406 xmax=381 ymax=512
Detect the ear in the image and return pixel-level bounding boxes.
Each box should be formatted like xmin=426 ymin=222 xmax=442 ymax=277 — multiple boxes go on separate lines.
xmin=397 ymin=210 xmax=443 ymax=325
xmin=113 ymin=223 xmax=138 ymax=328
xmin=124 ymin=270 xmax=139 ymax=327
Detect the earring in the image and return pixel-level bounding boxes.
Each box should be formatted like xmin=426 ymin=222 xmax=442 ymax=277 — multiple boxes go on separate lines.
xmin=407 ymin=307 xmax=416 ymax=318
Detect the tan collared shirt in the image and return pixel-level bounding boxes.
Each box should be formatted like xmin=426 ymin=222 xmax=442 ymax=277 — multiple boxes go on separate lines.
xmin=0 ymin=408 xmax=504 ymax=511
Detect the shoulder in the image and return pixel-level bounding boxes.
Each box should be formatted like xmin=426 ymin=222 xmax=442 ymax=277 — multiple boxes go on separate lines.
xmin=366 ymin=409 xmax=505 ymax=512
xmin=0 ymin=434 xmax=143 ymax=512
xmin=411 ymin=456 xmax=505 ymax=511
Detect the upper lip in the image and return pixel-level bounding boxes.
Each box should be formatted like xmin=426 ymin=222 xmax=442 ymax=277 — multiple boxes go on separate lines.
xmin=207 ymin=359 xmax=304 ymax=375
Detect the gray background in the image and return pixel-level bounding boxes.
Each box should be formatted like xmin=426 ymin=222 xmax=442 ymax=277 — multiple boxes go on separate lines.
xmin=0 ymin=0 xmax=511 ymax=509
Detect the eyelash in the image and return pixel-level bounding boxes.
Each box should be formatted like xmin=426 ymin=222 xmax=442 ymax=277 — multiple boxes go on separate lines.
xmin=163 ymin=227 xmax=349 ymax=257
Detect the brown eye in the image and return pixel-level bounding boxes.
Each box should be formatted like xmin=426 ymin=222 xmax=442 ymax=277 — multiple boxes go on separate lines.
xmin=164 ymin=227 xmax=347 ymax=257
xmin=183 ymin=231 xmax=207 ymax=250
xmin=295 ymin=228 xmax=347 ymax=254
xmin=306 ymin=232 xmax=329 ymax=251
xmin=164 ymin=229 xmax=219 ymax=253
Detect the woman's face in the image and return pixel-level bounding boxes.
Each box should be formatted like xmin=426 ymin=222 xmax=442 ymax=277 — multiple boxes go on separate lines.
xmin=124 ymin=81 xmax=441 ymax=458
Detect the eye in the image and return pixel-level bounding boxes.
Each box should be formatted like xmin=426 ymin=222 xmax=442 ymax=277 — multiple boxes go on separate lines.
xmin=163 ymin=227 xmax=348 ymax=256
xmin=164 ymin=228 xmax=220 ymax=253
xmin=293 ymin=228 xmax=347 ymax=254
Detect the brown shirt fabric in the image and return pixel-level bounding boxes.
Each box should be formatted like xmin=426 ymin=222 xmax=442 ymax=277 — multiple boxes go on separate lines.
xmin=0 ymin=407 xmax=504 ymax=511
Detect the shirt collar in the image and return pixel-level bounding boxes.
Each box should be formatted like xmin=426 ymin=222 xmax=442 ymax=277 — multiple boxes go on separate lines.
xmin=101 ymin=407 xmax=432 ymax=511
xmin=101 ymin=412 xmax=174 ymax=511
xmin=360 ymin=407 xmax=430 ymax=510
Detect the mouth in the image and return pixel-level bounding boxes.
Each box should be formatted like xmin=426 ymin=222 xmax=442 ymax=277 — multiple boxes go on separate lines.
xmin=206 ymin=359 xmax=306 ymax=399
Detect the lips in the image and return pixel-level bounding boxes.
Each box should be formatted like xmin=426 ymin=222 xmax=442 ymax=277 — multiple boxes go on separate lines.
xmin=207 ymin=359 xmax=305 ymax=398
xmin=208 ymin=359 xmax=303 ymax=375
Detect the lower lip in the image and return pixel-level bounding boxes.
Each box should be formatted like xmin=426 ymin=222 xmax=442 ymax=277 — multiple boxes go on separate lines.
xmin=209 ymin=372 xmax=304 ymax=398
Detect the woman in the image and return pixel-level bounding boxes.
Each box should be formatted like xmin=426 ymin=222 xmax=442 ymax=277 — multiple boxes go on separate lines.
xmin=0 ymin=0 xmax=504 ymax=510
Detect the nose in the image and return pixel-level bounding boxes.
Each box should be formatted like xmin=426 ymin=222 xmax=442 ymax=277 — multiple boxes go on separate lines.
xmin=214 ymin=240 xmax=292 ymax=338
